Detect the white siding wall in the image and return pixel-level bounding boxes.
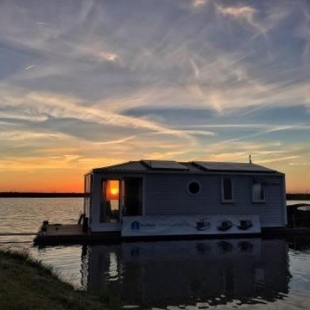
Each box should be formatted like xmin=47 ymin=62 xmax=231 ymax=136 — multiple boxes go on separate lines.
xmin=144 ymin=174 xmax=285 ymax=227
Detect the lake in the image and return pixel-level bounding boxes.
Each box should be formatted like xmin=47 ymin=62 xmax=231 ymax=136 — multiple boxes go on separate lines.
xmin=1 ymin=197 xmax=310 ymax=309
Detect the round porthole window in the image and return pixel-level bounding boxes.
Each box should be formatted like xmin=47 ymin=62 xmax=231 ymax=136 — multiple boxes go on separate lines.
xmin=187 ymin=181 xmax=201 ymax=195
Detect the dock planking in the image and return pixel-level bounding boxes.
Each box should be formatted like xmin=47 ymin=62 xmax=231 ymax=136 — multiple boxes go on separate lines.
xmin=34 ymin=224 xmax=121 ymax=245
xmin=43 ymin=224 xmax=84 ymax=236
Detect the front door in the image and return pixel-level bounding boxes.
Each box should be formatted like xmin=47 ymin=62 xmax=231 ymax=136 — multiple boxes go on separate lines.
xmin=123 ymin=177 xmax=143 ymax=216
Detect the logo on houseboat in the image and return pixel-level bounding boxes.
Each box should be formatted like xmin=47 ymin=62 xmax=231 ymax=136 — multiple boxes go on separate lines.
xmin=131 ymin=221 xmax=140 ymax=230
xmin=131 ymin=220 xmax=157 ymax=230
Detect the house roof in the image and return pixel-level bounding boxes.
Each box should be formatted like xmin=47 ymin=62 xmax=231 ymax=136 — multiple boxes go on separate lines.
xmin=91 ymin=160 xmax=281 ymax=175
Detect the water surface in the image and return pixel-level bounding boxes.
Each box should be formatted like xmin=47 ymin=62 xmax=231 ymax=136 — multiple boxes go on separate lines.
xmin=1 ymin=198 xmax=310 ymax=309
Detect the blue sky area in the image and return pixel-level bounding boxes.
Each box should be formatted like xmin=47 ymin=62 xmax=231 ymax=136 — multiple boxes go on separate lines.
xmin=0 ymin=0 xmax=309 ymax=192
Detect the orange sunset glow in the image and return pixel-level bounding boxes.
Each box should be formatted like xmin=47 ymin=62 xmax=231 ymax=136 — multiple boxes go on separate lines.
xmin=1 ymin=157 xmax=309 ymax=194
xmin=105 ymin=180 xmax=120 ymax=201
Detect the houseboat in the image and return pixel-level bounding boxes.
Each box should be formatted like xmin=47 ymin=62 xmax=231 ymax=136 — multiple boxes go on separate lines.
xmin=82 ymin=159 xmax=286 ymax=238
xmin=35 ymin=159 xmax=288 ymax=244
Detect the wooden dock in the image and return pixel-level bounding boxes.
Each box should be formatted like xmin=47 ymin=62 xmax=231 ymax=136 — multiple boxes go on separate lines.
xmin=44 ymin=224 xmax=83 ymax=236
xmin=33 ymin=224 xmax=121 ymax=245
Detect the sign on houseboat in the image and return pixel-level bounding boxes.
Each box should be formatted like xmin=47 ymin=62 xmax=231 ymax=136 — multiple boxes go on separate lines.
xmin=121 ymin=215 xmax=261 ymax=237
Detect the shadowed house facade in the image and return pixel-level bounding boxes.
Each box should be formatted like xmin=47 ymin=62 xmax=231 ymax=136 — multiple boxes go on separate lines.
xmin=83 ymin=160 xmax=286 ymax=237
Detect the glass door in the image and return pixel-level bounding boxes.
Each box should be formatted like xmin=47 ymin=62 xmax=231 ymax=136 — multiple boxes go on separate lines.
xmin=100 ymin=179 xmax=121 ymax=223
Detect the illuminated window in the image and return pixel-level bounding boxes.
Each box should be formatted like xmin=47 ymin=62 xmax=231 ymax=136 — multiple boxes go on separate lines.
xmin=105 ymin=180 xmax=120 ymax=201
xmin=100 ymin=179 xmax=120 ymax=223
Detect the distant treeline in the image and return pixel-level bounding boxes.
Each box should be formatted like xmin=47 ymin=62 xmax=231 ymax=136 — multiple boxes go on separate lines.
xmin=0 ymin=192 xmax=84 ymax=198
xmin=0 ymin=192 xmax=309 ymax=199
xmin=286 ymin=193 xmax=310 ymax=200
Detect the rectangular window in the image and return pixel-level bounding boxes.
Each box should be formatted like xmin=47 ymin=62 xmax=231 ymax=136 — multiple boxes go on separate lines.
xmin=222 ymin=177 xmax=234 ymax=202
xmin=100 ymin=179 xmax=120 ymax=223
xmin=252 ymin=180 xmax=265 ymax=202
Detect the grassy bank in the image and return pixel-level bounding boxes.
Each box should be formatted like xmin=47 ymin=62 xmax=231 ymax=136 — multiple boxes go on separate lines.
xmin=0 ymin=249 xmax=107 ymax=310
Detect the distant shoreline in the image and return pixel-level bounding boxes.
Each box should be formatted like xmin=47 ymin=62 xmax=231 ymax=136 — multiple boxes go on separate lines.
xmin=286 ymin=194 xmax=310 ymax=200
xmin=0 ymin=192 xmax=309 ymax=200
xmin=0 ymin=192 xmax=84 ymax=198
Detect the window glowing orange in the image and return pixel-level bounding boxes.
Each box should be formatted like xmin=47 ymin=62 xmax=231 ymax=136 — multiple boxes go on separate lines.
xmin=106 ymin=180 xmax=119 ymax=200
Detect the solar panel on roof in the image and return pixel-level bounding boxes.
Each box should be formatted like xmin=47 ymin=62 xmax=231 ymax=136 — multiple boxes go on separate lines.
xmin=142 ymin=160 xmax=189 ymax=170
xmin=193 ymin=161 xmax=273 ymax=172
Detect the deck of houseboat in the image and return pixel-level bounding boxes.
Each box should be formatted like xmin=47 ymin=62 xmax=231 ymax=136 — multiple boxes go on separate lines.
xmin=34 ymin=224 xmax=121 ymax=245
xmin=33 ymin=223 xmax=310 ymax=246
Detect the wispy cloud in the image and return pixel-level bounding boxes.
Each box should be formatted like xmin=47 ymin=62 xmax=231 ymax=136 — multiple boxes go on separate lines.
xmin=0 ymin=0 xmax=309 ymax=191
xmin=289 ymin=162 xmax=310 ymax=166
xmin=217 ymin=5 xmax=256 ymax=22
xmin=192 ymin=0 xmax=209 ymax=8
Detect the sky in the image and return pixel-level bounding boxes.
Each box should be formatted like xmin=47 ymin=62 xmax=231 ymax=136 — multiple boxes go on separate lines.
xmin=0 ymin=0 xmax=310 ymax=193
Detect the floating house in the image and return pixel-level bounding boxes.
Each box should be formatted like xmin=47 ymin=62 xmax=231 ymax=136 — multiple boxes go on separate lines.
xmin=82 ymin=160 xmax=286 ymax=238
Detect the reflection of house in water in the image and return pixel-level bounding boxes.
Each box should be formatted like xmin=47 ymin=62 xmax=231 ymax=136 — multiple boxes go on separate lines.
xmin=85 ymin=239 xmax=291 ymax=308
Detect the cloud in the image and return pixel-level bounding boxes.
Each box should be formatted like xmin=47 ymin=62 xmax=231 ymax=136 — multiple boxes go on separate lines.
xmin=0 ymin=0 xmax=309 ymax=191
xmin=215 ymin=4 xmax=263 ymax=36
xmin=24 ymin=65 xmax=36 ymax=70
xmin=289 ymin=162 xmax=310 ymax=166
xmin=258 ymin=156 xmax=300 ymax=164
xmin=95 ymin=135 xmax=136 ymax=145
xmin=0 ymin=85 xmax=201 ymax=147
xmin=99 ymin=51 xmax=120 ymax=63
xmin=215 ymin=4 xmax=276 ymax=37
xmin=0 ymin=130 xmax=63 ymax=141
xmin=217 ymin=5 xmax=256 ymax=22
xmin=181 ymin=130 xmax=215 ymax=136
xmin=1 ymin=1 xmax=309 ymax=114
xmin=190 ymin=58 xmax=200 ymax=78
xmin=192 ymin=0 xmax=209 ymax=8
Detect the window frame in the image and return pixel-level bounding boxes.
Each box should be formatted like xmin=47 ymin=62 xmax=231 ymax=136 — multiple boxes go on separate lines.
xmin=252 ymin=179 xmax=266 ymax=203
xmin=187 ymin=180 xmax=201 ymax=196
xmin=221 ymin=176 xmax=234 ymax=203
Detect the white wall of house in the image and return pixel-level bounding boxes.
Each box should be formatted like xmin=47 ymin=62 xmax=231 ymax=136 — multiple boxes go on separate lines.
xmin=88 ymin=171 xmax=286 ymax=231
xmin=143 ymin=173 xmax=286 ymax=227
